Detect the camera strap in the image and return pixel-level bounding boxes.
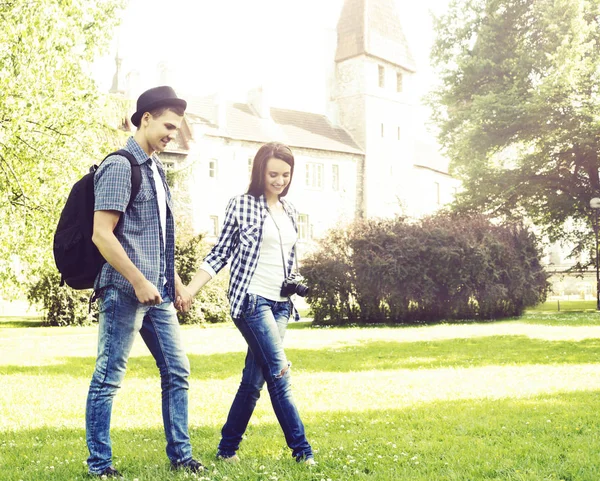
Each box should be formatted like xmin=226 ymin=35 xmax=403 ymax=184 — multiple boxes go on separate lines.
xmin=266 ymin=207 xmax=298 ymax=279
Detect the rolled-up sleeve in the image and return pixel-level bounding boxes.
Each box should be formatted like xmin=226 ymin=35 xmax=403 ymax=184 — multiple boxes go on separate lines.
xmin=94 ymin=157 xmax=132 ymax=213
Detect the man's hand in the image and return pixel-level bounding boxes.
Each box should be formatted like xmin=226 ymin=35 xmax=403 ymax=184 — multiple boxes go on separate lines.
xmin=175 ymin=283 xmax=194 ymax=313
xmin=134 ymin=279 xmax=163 ymax=305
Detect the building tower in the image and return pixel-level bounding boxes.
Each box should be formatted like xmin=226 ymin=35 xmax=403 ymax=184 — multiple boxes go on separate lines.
xmin=332 ymin=0 xmax=416 ymax=218
xmin=109 ymin=51 xmax=125 ymax=95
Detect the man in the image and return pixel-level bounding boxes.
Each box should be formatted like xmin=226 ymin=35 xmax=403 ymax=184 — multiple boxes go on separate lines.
xmin=85 ymin=86 xmax=202 ymax=478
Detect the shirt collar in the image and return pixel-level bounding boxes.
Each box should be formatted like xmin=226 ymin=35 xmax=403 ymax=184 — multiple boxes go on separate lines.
xmin=126 ymin=137 xmax=156 ymax=166
xmin=258 ymin=194 xmax=292 ymax=217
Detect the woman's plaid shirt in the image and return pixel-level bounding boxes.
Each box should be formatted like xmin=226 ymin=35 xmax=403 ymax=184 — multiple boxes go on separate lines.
xmin=202 ymin=194 xmax=300 ymax=321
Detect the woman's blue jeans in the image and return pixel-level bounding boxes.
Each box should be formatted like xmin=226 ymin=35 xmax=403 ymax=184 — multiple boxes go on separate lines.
xmin=85 ymin=286 xmax=192 ymax=474
xmin=217 ymin=294 xmax=313 ymax=461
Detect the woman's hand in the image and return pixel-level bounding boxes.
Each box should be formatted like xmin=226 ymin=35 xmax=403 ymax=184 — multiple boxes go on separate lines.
xmin=175 ymin=283 xmax=194 ymax=312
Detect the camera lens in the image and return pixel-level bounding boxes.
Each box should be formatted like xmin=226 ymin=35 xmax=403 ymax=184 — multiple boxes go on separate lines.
xmin=296 ymin=284 xmax=310 ymax=297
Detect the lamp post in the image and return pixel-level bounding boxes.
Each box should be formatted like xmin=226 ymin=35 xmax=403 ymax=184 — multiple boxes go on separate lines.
xmin=590 ymin=198 xmax=600 ymax=310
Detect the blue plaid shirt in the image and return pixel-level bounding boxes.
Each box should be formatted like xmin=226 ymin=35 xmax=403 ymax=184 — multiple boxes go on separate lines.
xmin=202 ymin=194 xmax=300 ymax=321
xmin=93 ymin=137 xmax=176 ymax=300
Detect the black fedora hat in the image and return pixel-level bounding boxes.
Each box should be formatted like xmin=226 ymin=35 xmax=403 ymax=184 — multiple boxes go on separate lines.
xmin=131 ymin=86 xmax=187 ymax=127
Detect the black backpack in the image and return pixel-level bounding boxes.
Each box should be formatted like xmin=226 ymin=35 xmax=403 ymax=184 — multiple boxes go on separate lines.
xmin=53 ymin=150 xmax=141 ymax=290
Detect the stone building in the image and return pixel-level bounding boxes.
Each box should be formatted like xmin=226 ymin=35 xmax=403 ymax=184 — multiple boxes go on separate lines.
xmin=109 ymin=0 xmax=459 ymax=248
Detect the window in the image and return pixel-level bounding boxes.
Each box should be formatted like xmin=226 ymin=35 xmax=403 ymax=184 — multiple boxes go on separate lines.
xmin=397 ymin=126 xmax=401 ymax=140
xmin=159 ymin=153 xmax=179 ymax=170
xmin=380 ymin=123 xmax=384 ymax=138
xmin=161 ymin=159 xmax=175 ymax=171
xmin=298 ymin=214 xmax=310 ymax=240
xmin=305 ymin=162 xmax=323 ymax=189
xmin=332 ymin=164 xmax=339 ymax=191
xmin=209 ymin=159 xmax=218 ymax=178
xmin=209 ymin=215 xmax=219 ymax=236
xmin=378 ymin=65 xmax=385 ymax=88
xmin=397 ymin=72 xmax=403 ymax=92
xmin=434 ymin=182 xmax=441 ymax=205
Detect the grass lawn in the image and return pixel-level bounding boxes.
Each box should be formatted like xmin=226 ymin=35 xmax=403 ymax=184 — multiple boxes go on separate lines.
xmin=1 ymin=314 xmax=599 ymax=480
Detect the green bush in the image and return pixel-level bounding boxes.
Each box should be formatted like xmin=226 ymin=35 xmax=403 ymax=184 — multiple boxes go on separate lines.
xmin=27 ymin=268 xmax=97 ymax=326
xmin=175 ymin=233 xmax=230 ymax=324
xmin=301 ymin=213 xmax=549 ymax=325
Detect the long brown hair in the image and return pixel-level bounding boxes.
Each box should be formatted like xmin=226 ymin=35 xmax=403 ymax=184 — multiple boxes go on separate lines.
xmin=247 ymin=142 xmax=295 ymax=198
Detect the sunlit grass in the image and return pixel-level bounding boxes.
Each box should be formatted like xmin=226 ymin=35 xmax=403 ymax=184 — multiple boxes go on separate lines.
xmin=1 ymin=312 xmax=600 ymax=480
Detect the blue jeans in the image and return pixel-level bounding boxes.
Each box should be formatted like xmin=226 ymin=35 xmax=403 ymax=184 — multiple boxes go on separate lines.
xmin=217 ymin=294 xmax=313 ymax=461
xmin=85 ymin=286 xmax=192 ymax=474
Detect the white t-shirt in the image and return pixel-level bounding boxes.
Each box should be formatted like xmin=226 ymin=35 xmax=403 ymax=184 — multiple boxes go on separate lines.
xmin=247 ymin=209 xmax=297 ymax=301
xmin=149 ymin=159 xmax=167 ymax=282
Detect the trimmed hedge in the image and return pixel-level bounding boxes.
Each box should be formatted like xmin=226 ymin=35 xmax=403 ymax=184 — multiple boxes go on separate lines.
xmin=301 ymin=213 xmax=549 ymax=324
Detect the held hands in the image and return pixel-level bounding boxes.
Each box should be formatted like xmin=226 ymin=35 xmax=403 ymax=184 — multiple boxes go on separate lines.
xmin=173 ymin=269 xmax=211 ymax=312
xmin=175 ymin=280 xmax=194 ymax=313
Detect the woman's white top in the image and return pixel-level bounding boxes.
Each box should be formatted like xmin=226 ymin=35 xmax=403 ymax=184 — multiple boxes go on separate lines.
xmin=247 ymin=208 xmax=297 ymax=301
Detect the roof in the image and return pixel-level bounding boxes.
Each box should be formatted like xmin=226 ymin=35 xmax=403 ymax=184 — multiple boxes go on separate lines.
xmin=335 ymin=0 xmax=416 ymax=71
xmin=185 ymin=96 xmax=364 ymax=155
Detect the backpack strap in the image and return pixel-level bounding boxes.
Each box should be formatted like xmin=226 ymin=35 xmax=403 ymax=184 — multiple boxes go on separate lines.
xmin=102 ymin=150 xmax=142 ymax=208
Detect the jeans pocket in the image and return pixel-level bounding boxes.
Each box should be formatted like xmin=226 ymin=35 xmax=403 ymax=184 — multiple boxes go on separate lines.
xmin=242 ymin=293 xmax=257 ymax=318
xmin=98 ymin=287 xmax=118 ymax=314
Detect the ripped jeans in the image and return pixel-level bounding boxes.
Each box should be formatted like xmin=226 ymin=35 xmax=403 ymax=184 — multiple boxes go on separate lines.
xmin=217 ymin=294 xmax=313 ymax=461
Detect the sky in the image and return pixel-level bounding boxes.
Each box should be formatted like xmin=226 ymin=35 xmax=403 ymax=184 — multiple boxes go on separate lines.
xmin=93 ymin=0 xmax=451 ymax=116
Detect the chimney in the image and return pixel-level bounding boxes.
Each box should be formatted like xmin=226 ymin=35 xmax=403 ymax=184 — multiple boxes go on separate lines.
xmin=247 ymin=86 xmax=271 ymax=119
xmin=158 ymin=61 xmax=172 ymax=85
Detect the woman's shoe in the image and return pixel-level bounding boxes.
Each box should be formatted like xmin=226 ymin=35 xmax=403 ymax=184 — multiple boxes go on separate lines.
xmin=217 ymin=454 xmax=240 ymax=463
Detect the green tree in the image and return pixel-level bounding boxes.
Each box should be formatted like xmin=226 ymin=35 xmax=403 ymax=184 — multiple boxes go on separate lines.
xmin=429 ymin=0 xmax=600 ymax=261
xmin=0 ymin=0 xmax=125 ymax=296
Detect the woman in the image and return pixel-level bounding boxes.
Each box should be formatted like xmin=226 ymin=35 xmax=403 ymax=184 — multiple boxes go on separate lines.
xmin=186 ymin=142 xmax=315 ymax=465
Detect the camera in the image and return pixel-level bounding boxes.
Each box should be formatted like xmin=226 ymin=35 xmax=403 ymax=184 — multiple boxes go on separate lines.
xmin=280 ymin=273 xmax=310 ymax=297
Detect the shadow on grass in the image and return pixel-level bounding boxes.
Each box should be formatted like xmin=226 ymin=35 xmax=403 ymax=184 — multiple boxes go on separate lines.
xmin=0 ymin=316 xmax=44 ymax=328
xmin=2 ymin=336 xmax=600 ymax=379
xmin=1 ymin=390 xmax=599 ymax=481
